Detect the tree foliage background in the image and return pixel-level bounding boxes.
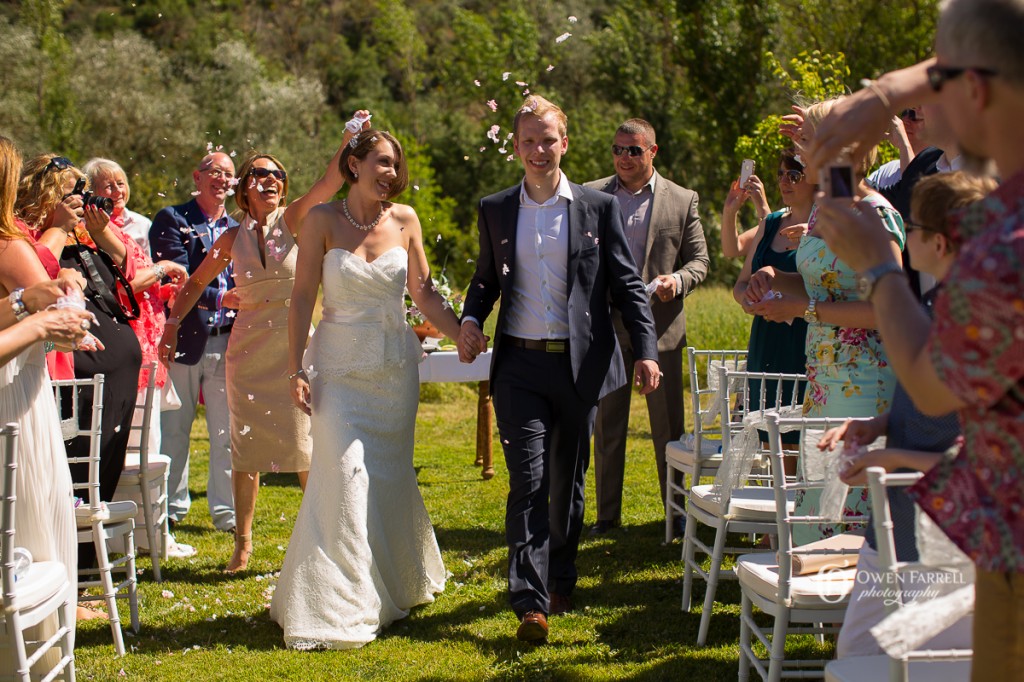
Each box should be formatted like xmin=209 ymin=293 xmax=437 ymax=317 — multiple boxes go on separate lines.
xmin=0 ymin=0 xmax=938 ymax=286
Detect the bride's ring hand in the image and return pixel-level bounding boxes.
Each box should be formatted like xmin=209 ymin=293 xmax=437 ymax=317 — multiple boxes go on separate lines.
xmin=291 ymin=376 xmax=312 ymax=416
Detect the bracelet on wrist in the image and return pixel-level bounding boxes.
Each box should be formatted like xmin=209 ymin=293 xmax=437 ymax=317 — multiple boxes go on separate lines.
xmin=859 ymin=78 xmax=892 ymax=113
xmin=288 ymin=369 xmax=307 ymax=381
xmin=8 ymin=288 xmax=29 ymax=322
xmin=151 ymin=263 xmax=167 ymax=281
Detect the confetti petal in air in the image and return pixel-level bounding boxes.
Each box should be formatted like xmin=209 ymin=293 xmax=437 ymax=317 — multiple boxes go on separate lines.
xmin=487 ymin=124 xmax=501 ymax=143
xmin=515 ymin=81 xmax=528 ymax=87
xmin=486 ymin=99 xmax=498 ymax=112
xmin=502 ymin=72 xmax=511 ymax=81
xmin=568 ymin=15 xmax=578 ymax=23
xmin=556 ymin=32 xmax=572 ymax=43
xmin=473 ymin=79 xmax=481 ymax=87
xmin=546 ymin=64 xmax=555 ymax=72
xmin=191 ymin=191 xmax=201 ymax=197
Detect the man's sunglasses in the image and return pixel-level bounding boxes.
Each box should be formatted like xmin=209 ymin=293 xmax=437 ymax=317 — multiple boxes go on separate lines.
xmin=899 ymin=108 xmax=923 ymax=122
xmin=777 ymin=169 xmax=805 ymax=184
xmin=611 ymin=144 xmax=651 ymax=157
xmin=926 ymin=64 xmax=998 ymax=92
xmin=249 ymin=167 xmax=287 ymax=181
xmin=44 ymin=156 xmax=75 ymax=173
xmin=905 ymin=220 xmax=941 ymax=235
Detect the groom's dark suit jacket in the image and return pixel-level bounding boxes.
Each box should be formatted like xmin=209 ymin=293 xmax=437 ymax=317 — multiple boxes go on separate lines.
xmin=463 ymin=181 xmax=658 ymax=401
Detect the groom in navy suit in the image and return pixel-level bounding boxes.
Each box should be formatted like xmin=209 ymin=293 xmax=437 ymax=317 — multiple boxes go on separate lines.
xmin=459 ymin=95 xmax=660 ymax=642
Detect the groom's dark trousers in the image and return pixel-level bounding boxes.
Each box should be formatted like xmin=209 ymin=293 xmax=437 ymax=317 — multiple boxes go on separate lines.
xmin=464 ymin=182 xmax=657 ymax=617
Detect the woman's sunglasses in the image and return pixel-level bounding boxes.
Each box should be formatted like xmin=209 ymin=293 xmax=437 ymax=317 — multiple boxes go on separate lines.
xmin=899 ymin=108 xmax=923 ymax=122
xmin=249 ymin=167 xmax=287 ymax=181
xmin=45 ymin=156 xmax=75 ymax=173
xmin=777 ymin=169 xmax=805 ymax=184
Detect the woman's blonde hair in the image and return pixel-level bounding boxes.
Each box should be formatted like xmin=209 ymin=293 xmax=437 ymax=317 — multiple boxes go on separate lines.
xmin=804 ymin=98 xmax=878 ymax=176
xmin=234 ymin=152 xmax=290 ymax=217
xmin=15 ymin=154 xmax=86 ymax=230
xmin=0 ymin=137 xmax=23 ymax=241
xmin=83 ymin=157 xmax=131 ymax=207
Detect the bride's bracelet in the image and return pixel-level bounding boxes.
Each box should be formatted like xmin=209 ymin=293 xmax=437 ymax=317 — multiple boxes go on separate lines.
xmin=288 ymin=369 xmax=307 ymax=381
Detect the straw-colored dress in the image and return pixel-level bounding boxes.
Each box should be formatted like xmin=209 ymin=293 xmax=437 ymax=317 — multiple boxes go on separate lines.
xmin=226 ymin=207 xmax=312 ymax=473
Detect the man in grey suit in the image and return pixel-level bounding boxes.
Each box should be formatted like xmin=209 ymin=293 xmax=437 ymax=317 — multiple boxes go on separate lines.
xmin=586 ymin=119 xmax=709 ymax=536
xmin=458 ymin=97 xmax=660 ymax=642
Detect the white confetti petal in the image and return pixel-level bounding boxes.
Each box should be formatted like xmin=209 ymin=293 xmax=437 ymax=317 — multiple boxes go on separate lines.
xmin=556 ymin=32 xmax=572 ymax=43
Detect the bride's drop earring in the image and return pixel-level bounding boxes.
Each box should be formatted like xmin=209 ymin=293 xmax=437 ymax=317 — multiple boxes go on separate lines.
xmin=354 ymin=171 xmax=359 ymax=179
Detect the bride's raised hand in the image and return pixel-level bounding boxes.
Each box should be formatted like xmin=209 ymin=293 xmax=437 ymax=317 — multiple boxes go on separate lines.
xmin=290 ymin=370 xmax=311 ymax=416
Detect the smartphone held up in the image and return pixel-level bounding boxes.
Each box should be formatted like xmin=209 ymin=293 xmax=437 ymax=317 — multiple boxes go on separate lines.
xmin=819 ymin=160 xmax=854 ymax=199
xmin=739 ymin=159 xmax=755 ymax=186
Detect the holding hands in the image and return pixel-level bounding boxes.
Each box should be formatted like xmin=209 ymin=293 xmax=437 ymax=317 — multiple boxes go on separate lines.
xmin=456 ymin=321 xmax=489 ymax=364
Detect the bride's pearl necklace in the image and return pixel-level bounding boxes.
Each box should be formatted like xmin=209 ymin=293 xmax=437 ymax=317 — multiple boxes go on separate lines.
xmin=343 ymin=198 xmax=383 ymax=232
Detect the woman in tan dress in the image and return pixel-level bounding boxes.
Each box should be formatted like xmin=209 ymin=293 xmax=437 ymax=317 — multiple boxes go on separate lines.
xmin=159 ymin=112 xmax=370 ymax=571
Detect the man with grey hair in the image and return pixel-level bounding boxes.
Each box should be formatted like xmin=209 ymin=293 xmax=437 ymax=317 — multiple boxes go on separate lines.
xmin=806 ymin=1 xmax=1024 ymax=677
xmin=150 ymin=151 xmax=239 ymax=538
xmin=585 ymin=118 xmax=708 ymax=537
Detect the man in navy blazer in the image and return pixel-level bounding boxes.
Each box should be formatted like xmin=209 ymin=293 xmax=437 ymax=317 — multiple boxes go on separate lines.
xmin=459 ymin=96 xmax=659 ymax=642
xmin=150 ymin=152 xmax=239 ymax=534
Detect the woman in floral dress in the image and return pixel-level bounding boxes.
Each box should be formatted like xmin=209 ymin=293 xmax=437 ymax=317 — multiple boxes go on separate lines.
xmin=744 ymin=98 xmax=905 ymax=541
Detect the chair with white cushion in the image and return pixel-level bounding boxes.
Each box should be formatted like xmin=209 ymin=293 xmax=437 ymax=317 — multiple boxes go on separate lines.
xmin=0 ymin=422 xmax=76 ymax=682
xmin=737 ymin=413 xmax=867 ymax=682
xmin=113 ymin=362 xmax=170 ymax=581
xmin=664 ymin=347 xmax=747 ymax=543
xmin=54 ymin=375 xmax=139 ymax=657
xmin=681 ymin=367 xmax=807 ymax=645
xmin=823 ymin=467 xmax=973 ymax=682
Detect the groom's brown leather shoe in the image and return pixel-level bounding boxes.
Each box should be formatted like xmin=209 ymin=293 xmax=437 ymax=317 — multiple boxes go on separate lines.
xmin=516 ymin=611 xmax=548 ymax=642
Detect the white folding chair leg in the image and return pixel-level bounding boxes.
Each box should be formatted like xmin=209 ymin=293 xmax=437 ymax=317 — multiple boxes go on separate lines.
xmin=739 ymin=592 xmax=753 ymax=682
xmin=696 ymin=518 xmax=729 ymax=646
xmin=767 ymin=605 xmax=790 ymax=682
xmin=680 ymin=510 xmax=698 ymax=612
xmin=93 ymin=533 xmax=126 ymax=657
xmin=139 ymin=476 xmax=161 ymax=582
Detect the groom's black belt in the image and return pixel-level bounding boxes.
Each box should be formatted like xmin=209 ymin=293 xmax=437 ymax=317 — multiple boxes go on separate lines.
xmin=504 ymin=336 xmax=569 ymax=353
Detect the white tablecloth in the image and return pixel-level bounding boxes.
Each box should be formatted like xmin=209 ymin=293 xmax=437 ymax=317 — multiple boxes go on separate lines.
xmin=418 ymin=350 xmax=492 ymax=383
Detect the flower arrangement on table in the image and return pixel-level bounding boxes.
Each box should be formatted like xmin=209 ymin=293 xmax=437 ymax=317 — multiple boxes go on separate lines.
xmin=406 ymin=273 xmax=463 ymax=342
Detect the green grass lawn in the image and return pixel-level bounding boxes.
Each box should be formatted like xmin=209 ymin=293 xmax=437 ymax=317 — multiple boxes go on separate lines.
xmin=72 ymin=287 xmax=829 ymax=680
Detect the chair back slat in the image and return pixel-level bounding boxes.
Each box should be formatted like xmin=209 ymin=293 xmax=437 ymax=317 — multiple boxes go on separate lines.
xmin=1 ymin=422 xmax=19 ymax=603
xmin=766 ymin=414 xmax=870 ymax=605
xmin=686 ymin=347 xmax=747 ymax=451
xmin=713 ymin=369 xmax=808 ymax=501
xmin=53 ymin=374 xmax=105 ymax=514
xmin=128 ymin=362 xmax=158 ymax=469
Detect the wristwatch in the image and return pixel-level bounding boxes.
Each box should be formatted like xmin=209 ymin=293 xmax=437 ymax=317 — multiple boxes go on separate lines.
xmin=857 ymin=262 xmax=904 ymax=301
xmin=802 ymin=298 xmax=819 ymax=324
xmin=8 ymin=288 xmax=29 ymax=321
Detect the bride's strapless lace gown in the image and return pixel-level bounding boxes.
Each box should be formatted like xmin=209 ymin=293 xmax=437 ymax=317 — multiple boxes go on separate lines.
xmin=270 ymin=246 xmax=445 ymax=650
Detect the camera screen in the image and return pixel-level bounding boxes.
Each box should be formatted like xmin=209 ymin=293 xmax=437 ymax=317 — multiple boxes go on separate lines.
xmin=829 ymin=166 xmax=854 ymax=198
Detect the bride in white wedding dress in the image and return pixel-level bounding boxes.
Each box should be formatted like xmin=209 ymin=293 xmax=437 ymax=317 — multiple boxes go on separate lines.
xmin=272 ymin=128 xmax=464 ymax=649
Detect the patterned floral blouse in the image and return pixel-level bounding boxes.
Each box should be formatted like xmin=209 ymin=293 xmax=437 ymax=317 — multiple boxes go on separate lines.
xmin=908 ymin=170 xmax=1024 ymax=573
xmin=797 ymin=193 xmax=905 ymax=418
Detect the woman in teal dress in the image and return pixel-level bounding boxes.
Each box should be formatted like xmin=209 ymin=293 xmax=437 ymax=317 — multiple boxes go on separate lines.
xmin=733 ymin=150 xmax=815 ymax=439
xmin=743 ymin=98 xmax=905 ymax=542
